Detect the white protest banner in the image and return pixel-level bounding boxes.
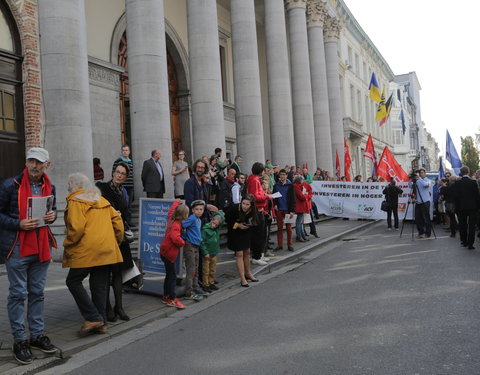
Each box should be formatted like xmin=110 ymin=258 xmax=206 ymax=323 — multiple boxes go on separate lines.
xmin=311 ymin=181 xmax=432 ymax=220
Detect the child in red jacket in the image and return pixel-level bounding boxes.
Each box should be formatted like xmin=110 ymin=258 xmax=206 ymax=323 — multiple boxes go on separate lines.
xmin=160 ymin=200 xmax=189 ymax=309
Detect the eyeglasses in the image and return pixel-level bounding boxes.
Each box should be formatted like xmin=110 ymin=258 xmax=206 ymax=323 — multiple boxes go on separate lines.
xmin=114 ymin=171 xmax=128 ymax=176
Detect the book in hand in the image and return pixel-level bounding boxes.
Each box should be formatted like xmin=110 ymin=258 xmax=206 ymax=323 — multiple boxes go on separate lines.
xmin=27 ymin=195 xmax=54 ymax=227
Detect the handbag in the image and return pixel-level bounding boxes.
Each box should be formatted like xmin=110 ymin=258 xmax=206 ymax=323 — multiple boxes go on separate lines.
xmin=122 ymin=259 xmax=144 ymax=289
xmin=381 ymin=200 xmax=390 ymax=212
xmin=124 ymin=221 xmax=135 ymax=243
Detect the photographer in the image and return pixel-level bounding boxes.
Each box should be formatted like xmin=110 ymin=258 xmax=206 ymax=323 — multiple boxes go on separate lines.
xmin=410 ymin=169 xmax=432 ymax=238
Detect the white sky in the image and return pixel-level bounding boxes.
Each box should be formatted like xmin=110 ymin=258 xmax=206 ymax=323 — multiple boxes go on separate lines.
xmin=343 ymin=0 xmax=480 ymax=167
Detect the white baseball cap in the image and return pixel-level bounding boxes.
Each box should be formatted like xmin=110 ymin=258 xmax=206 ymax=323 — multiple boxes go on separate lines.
xmin=26 ymin=148 xmax=50 ymax=163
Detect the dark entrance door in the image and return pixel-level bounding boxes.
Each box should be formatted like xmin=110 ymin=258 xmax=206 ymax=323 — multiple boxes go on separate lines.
xmin=118 ymin=32 xmax=182 ymax=161
xmin=0 ymin=2 xmax=24 ymax=181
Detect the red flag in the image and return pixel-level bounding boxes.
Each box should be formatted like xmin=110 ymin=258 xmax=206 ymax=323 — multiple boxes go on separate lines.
xmin=344 ymin=138 xmax=351 ymax=181
xmin=335 ymin=150 xmax=340 ymax=180
xmin=377 ymin=146 xmax=408 ymax=182
xmin=363 ymin=134 xmax=377 ymax=175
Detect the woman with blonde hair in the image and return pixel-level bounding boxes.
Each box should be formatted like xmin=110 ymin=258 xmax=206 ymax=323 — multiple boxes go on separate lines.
xmin=63 ymin=173 xmax=124 ymax=335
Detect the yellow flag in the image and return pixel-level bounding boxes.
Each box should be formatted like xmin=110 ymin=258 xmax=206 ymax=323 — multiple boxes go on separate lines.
xmin=375 ymin=86 xmax=387 ymax=122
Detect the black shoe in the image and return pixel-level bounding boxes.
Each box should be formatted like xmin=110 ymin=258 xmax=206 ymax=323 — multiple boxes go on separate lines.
xmin=30 ymin=335 xmax=57 ymax=354
xmin=461 ymin=242 xmax=466 ymax=247
xmin=288 ymin=246 xmax=294 ymax=252
xmin=312 ymin=233 xmax=320 ymax=238
xmin=114 ymin=307 xmax=130 ymax=321
xmin=203 ymin=285 xmax=212 ymax=293
xmin=240 ymin=282 xmax=249 ymax=288
xmin=209 ymin=284 xmax=219 ymax=291
xmin=468 ymin=245 xmax=475 ymax=250
xmin=106 ymin=308 xmax=117 ymax=322
xmin=273 ymin=246 xmax=284 ymax=251
xmin=13 ymin=340 xmax=33 ymax=365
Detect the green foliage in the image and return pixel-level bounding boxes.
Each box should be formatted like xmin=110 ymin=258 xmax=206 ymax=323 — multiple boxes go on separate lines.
xmin=461 ymin=136 xmax=479 ymax=174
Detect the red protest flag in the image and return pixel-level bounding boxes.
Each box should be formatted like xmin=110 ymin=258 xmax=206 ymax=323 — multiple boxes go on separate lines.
xmin=335 ymin=150 xmax=341 ymax=180
xmin=363 ymin=134 xmax=377 ymax=175
xmin=376 ymin=146 xmax=408 ymax=182
xmin=344 ymin=138 xmax=352 ymax=181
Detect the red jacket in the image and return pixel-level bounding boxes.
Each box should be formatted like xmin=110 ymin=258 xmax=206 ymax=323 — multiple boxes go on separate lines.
xmin=293 ymin=183 xmax=310 ymax=213
xmin=160 ymin=201 xmax=185 ymax=263
xmin=303 ymin=182 xmax=313 ymax=211
xmin=246 ymin=174 xmax=268 ymax=211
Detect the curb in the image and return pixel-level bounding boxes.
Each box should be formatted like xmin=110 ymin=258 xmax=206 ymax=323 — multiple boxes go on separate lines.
xmin=2 ymin=219 xmax=377 ymax=375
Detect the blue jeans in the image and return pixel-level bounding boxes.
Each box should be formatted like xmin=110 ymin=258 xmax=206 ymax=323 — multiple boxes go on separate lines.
xmin=295 ymin=213 xmax=305 ymax=240
xmin=5 ymin=245 xmax=50 ymax=342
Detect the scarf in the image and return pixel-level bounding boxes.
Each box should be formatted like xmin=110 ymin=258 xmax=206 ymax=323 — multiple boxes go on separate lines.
xmin=18 ymin=168 xmax=53 ymax=262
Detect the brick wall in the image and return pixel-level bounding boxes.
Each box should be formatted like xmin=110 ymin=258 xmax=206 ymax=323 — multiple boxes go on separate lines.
xmin=6 ymin=0 xmax=43 ymax=148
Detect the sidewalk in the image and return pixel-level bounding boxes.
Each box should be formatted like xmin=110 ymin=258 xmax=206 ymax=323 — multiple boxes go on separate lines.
xmin=0 ymin=217 xmax=375 ymax=374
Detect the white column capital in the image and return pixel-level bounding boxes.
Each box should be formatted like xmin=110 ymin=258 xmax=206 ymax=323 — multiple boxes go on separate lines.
xmin=307 ymin=0 xmax=328 ymax=28
xmin=323 ymin=16 xmax=342 ymax=42
xmin=285 ymin=0 xmax=307 ymax=12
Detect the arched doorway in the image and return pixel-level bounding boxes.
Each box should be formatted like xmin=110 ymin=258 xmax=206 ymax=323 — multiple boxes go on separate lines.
xmin=0 ymin=1 xmax=24 ymax=181
xmin=117 ymin=31 xmax=182 ymax=161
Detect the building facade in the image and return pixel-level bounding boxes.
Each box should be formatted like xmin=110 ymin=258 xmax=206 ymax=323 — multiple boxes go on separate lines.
xmin=0 ymin=0 xmax=433 ymax=204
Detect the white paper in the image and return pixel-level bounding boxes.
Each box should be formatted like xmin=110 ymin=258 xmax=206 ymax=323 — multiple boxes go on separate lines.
xmin=271 ymin=192 xmax=282 ymax=199
xmin=27 ymin=195 xmax=54 ymax=227
xmin=283 ymin=214 xmax=297 ymax=224
xmin=303 ymin=214 xmax=312 ymax=224
xmin=122 ymin=261 xmax=142 ymax=284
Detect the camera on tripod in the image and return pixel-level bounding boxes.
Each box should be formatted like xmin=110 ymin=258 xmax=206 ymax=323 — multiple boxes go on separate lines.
xmin=409 ymin=170 xmax=420 ymax=182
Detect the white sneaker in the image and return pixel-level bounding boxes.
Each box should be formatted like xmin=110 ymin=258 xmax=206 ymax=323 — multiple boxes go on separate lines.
xmin=261 ymin=255 xmax=270 ymax=261
xmin=265 ymin=250 xmax=275 ymax=257
xmin=251 ymin=258 xmax=268 ymax=266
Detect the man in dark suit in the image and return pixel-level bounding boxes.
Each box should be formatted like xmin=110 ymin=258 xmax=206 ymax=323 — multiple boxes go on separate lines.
xmin=454 ymin=166 xmax=480 ymax=249
xmin=141 ymin=149 xmax=165 ymax=198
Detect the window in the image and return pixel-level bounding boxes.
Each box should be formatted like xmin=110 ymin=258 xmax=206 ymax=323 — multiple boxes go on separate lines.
xmin=363 ymin=62 xmax=367 ymax=82
xmin=355 ymin=54 xmax=360 ymax=75
xmin=394 ymin=130 xmax=403 ymax=145
xmin=347 ymin=46 xmax=353 ymax=66
xmin=357 ymin=89 xmax=362 ymax=122
xmin=0 ymin=8 xmax=13 ymax=52
xmin=350 ymin=84 xmax=355 ymax=119
xmin=0 ymin=90 xmax=15 ymax=132
xmin=219 ymin=44 xmax=228 ymax=102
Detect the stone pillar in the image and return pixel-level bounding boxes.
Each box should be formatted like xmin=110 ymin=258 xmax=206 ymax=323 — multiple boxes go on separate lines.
xmin=39 ymin=0 xmax=93 ymax=204
xmin=126 ymin=0 xmax=173 ymax=199
xmin=324 ymin=16 xmax=344 ymax=172
xmin=286 ymin=0 xmax=317 ymax=170
xmin=307 ymin=0 xmax=333 ymax=173
xmin=230 ymin=0 xmax=265 ymax=169
xmin=187 ymin=0 xmax=226 ymax=159
xmin=264 ymin=0 xmax=295 ymax=167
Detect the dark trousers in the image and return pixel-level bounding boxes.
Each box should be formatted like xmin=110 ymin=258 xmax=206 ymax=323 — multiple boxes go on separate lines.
xmin=308 ymin=209 xmax=317 ymax=235
xmin=161 ymin=255 xmax=177 ymax=299
xmin=386 ymin=206 xmax=399 ymax=228
xmin=448 ymin=212 xmax=457 ymax=235
xmin=147 ymin=192 xmax=164 ymax=198
xmin=457 ymin=210 xmax=477 ymax=246
xmin=66 ymin=266 xmax=109 ymax=322
xmin=415 ymin=202 xmax=431 ymax=236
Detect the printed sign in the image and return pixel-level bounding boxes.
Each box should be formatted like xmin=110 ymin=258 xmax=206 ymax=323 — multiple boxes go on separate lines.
xmin=138 ymin=198 xmax=183 ymax=275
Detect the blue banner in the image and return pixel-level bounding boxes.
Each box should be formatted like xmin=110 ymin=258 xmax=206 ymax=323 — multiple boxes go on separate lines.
xmin=138 ymin=198 xmax=180 ymax=274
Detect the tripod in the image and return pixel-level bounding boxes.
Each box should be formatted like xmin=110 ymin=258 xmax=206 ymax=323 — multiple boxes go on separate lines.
xmin=400 ymin=181 xmax=437 ymax=240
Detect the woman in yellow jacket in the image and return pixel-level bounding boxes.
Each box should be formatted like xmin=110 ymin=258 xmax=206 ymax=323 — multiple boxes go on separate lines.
xmin=63 ymin=173 xmax=124 ymax=335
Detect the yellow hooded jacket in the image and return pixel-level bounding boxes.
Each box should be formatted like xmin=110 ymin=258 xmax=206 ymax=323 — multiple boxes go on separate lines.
xmin=63 ymin=189 xmax=124 ymax=268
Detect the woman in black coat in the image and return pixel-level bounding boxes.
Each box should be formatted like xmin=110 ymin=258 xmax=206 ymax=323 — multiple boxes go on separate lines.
xmin=226 ymin=194 xmax=260 ymax=287
xmin=96 ymin=162 xmax=133 ymax=321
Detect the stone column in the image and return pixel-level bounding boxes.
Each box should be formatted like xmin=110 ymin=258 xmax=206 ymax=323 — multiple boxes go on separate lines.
xmin=324 ymin=16 xmax=344 ymax=172
xmin=307 ymin=0 xmax=333 ymax=173
xmin=126 ymin=0 xmax=173 ymax=199
xmin=286 ymin=0 xmax=317 ymax=170
xmin=187 ymin=0 xmax=226 ymax=159
xmin=39 ymin=0 xmax=93 ymax=204
xmin=230 ymin=0 xmax=265 ymax=169
xmin=264 ymin=0 xmax=295 ymax=167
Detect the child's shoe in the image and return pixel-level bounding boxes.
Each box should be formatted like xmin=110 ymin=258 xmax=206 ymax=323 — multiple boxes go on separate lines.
xmin=194 ymin=288 xmax=209 ymax=296
xmin=184 ymin=293 xmax=204 ymax=301
xmin=209 ymin=284 xmax=218 ymax=291
xmin=203 ymin=285 xmax=212 ymax=293
xmin=161 ymin=296 xmax=170 ymax=304
xmin=169 ymin=298 xmax=186 ymax=309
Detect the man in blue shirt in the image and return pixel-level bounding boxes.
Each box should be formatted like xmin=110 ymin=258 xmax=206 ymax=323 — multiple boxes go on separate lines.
xmin=413 ymin=169 xmax=432 ymax=238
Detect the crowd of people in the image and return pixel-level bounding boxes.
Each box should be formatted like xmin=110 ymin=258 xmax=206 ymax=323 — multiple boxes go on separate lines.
xmin=5 ymin=143 xmax=479 ymax=366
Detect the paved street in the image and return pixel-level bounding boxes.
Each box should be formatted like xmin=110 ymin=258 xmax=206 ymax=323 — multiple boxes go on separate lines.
xmin=36 ymin=222 xmax=480 ymax=375
xmin=0 ymin=217 xmax=372 ymax=374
